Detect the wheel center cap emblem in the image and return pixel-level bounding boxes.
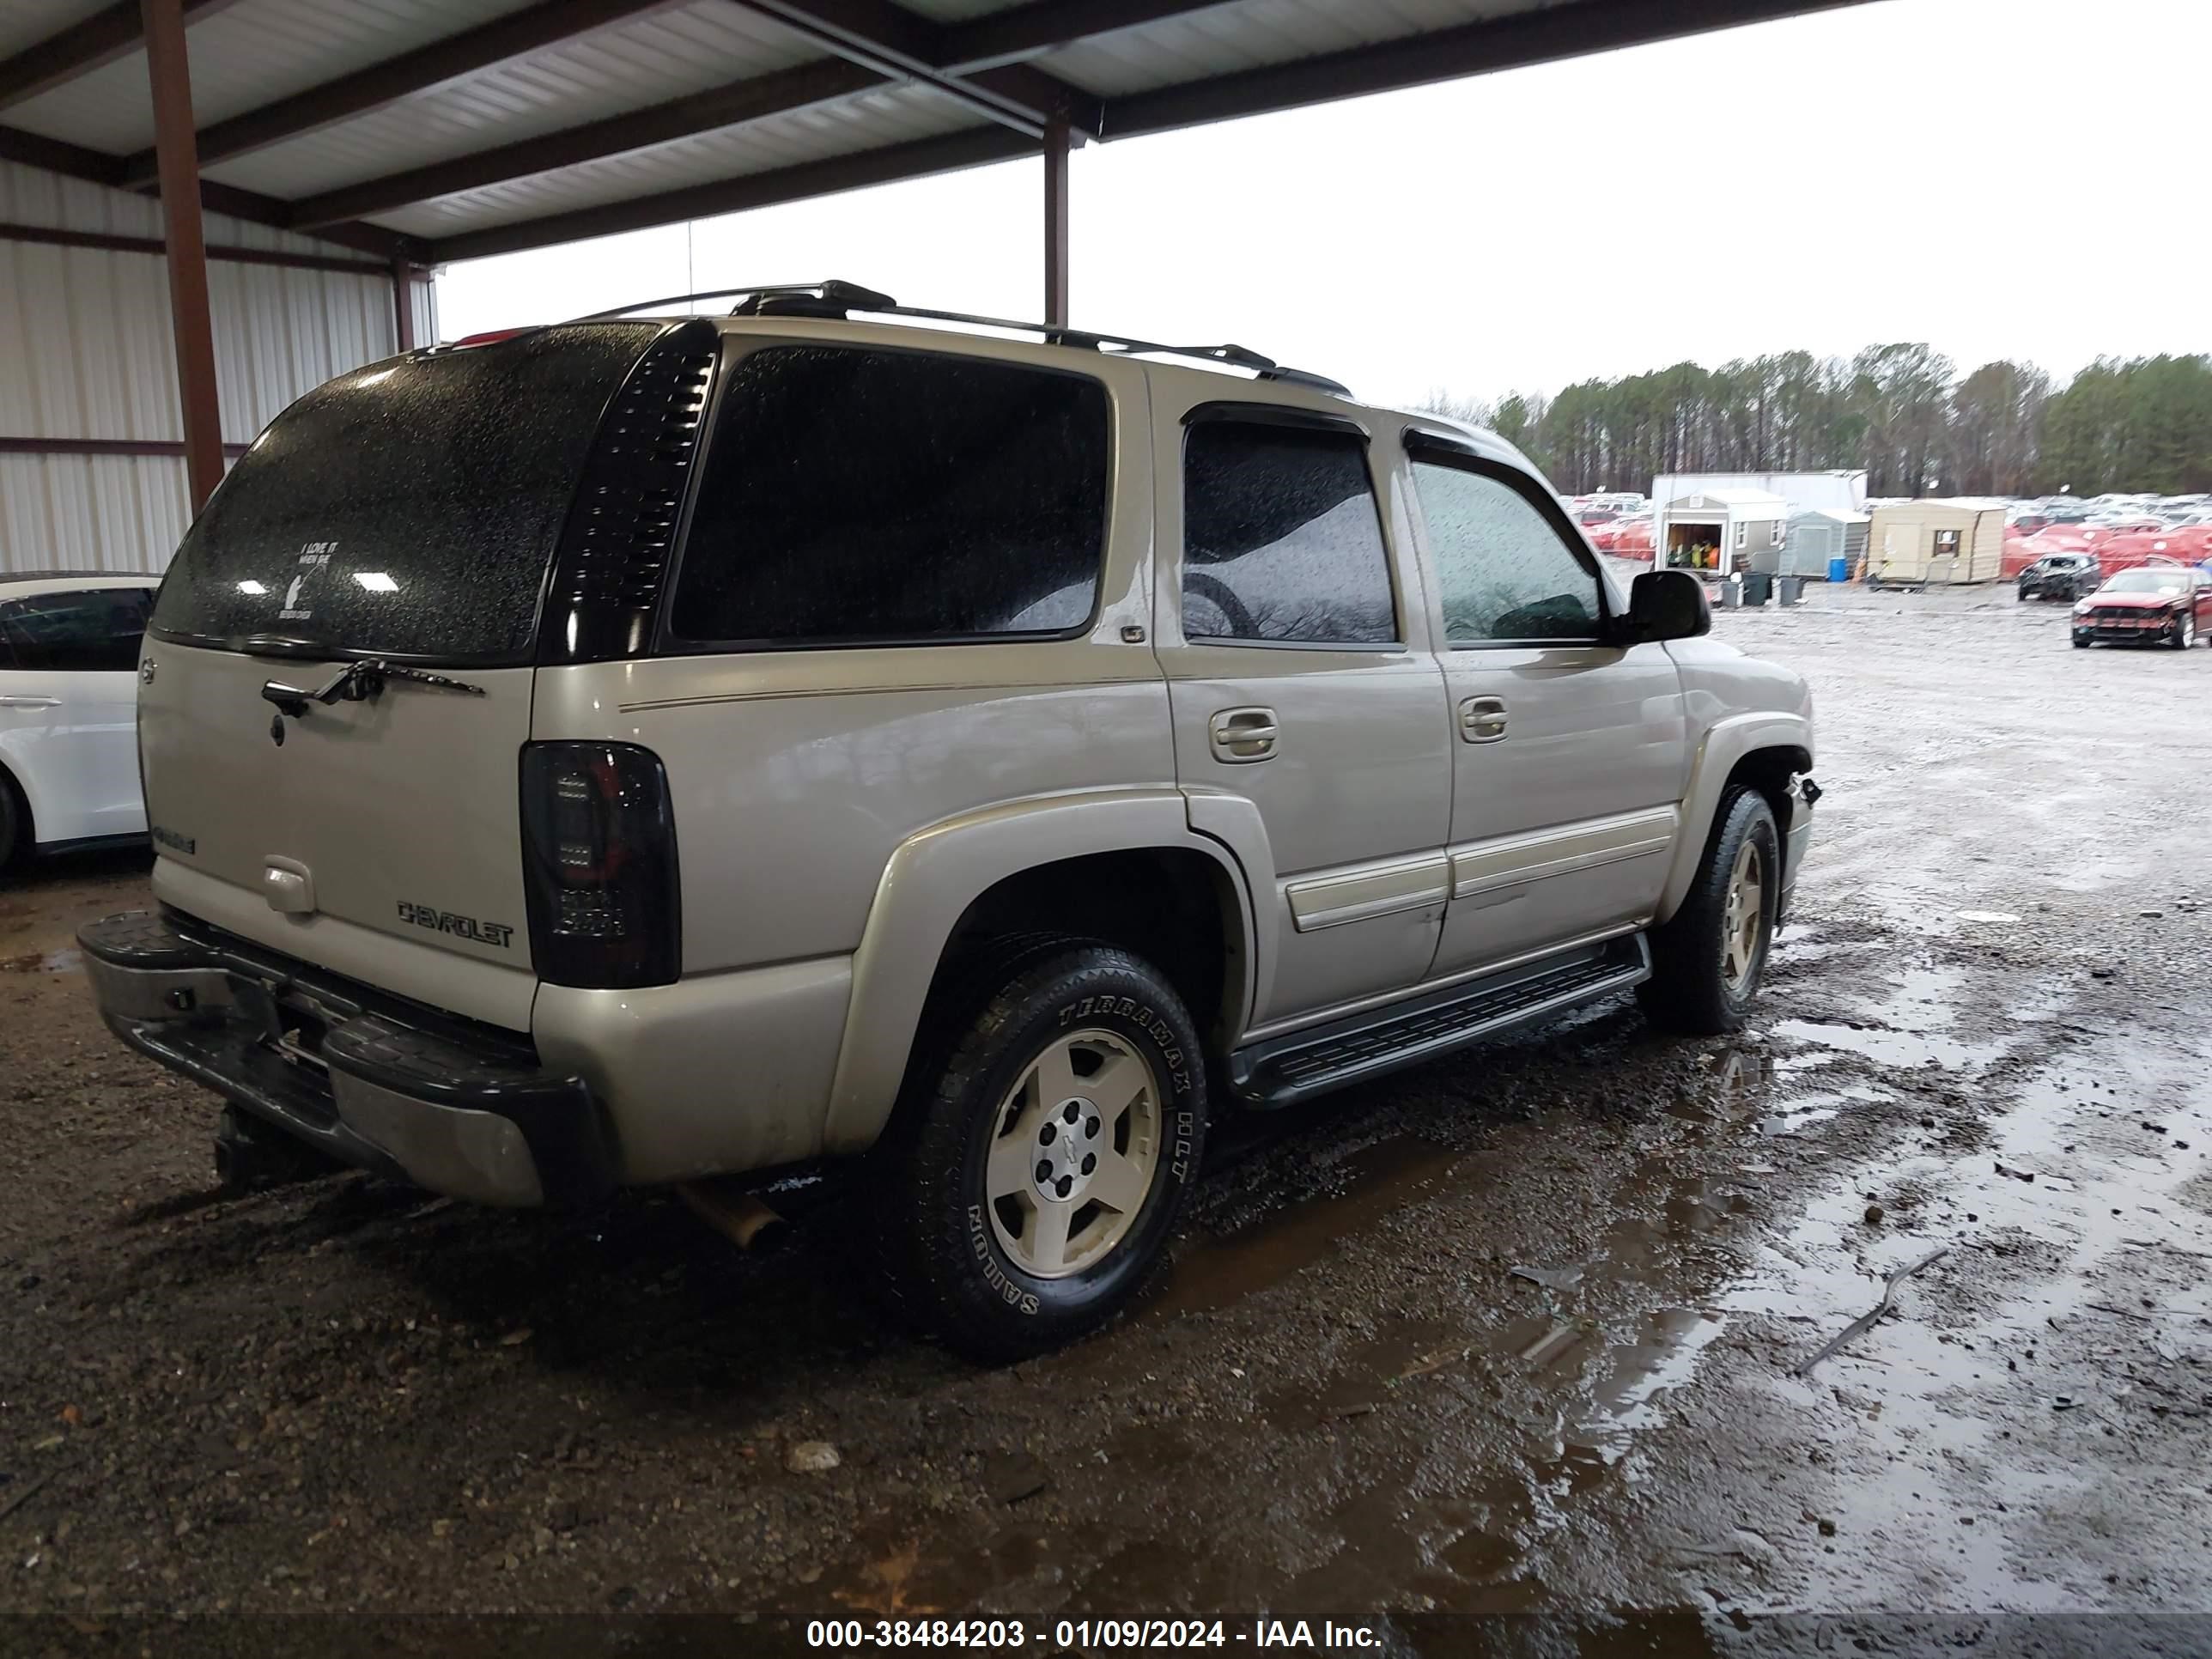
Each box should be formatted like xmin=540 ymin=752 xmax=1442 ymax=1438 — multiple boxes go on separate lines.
xmin=1034 ymin=1096 xmax=1103 ymax=1203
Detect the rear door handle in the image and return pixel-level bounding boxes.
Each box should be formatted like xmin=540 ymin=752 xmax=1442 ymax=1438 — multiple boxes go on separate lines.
xmin=1208 ymin=705 xmax=1279 ymax=763
xmin=1459 ymin=696 xmax=1509 ymax=743
xmin=0 ymin=696 xmax=62 ymax=709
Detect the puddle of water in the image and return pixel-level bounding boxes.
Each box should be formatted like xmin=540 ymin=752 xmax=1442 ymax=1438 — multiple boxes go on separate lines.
xmin=1714 ymin=1038 xmax=2212 ymax=1611
xmin=1771 ymin=1018 xmax=2001 ymax=1072
xmin=1568 ymin=1307 xmax=1729 ymax=1462
xmin=0 ymin=946 xmax=79 ymax=974
xmin=1759 ymin=1084 xmax=1890 ymax=1137
xmin=1151 ymin=1136 xmax=1462 ymax=1317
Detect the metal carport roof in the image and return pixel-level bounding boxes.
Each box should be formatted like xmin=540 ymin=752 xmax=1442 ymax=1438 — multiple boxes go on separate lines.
xmin=0 ymin=0 xmax=1867 ymax=267
xmin=1 ymin=0 xmax=1871 ymax=514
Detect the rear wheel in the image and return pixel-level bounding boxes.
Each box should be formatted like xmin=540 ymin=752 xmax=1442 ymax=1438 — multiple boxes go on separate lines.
xmin=0 ymin=769 xmax=27 ymax=872
xmin=875 ymin=942 xmax=1208 ymax=1362
xmin=1638 ymin=787 xmax=1780 ymax=1036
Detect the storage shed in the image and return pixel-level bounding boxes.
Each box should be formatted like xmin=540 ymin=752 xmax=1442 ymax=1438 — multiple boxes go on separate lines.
xmin=1779 ymin=507 xmax=1870 ymax=579
xmin=1652 ymin=471 xmax=1868 ymax=517
xmin=1657 ymin=489 xmax=1789 ymax=579
xmin=1867 ymin=501 xmax=2008 ymax=586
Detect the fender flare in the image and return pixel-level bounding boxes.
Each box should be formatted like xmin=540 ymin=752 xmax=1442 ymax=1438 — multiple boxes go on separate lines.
xmin=818 ymin=788 xmax=1260 ymax=1154
xmin=1656 ymin=712 xmax=1814 ymax=922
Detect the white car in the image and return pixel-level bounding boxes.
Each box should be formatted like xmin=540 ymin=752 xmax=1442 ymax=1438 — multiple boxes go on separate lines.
xmin=0 ymin=572 xmax=156 ymax=868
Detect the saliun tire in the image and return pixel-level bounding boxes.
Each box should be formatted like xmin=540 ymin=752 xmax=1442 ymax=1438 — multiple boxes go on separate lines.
xmin=873 ymin=941 xmax=1209 ymax=1362
xmin=1638 ymin=786 xmax=1781 ymax=1036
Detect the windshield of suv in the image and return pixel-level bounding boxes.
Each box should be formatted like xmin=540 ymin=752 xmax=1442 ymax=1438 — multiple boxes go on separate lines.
xmin=152 ymin=324 xmax=657 ymax=663
xmin=2101 ymin=570 xmax=2188 ymax=594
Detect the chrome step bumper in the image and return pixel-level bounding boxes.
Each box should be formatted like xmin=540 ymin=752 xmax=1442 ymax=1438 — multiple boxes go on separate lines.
xmin=79 ymin=909 xmax=614 ymax=1209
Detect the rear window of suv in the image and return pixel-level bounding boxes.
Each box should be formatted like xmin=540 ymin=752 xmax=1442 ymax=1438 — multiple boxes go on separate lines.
xmin=665 ymin=344 xmax=1109 ymax=649
xmin=151 ymin=324 xmax=658 ymax=663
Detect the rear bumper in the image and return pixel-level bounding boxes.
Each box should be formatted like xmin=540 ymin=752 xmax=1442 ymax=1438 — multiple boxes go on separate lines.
xmin=79 ymin=910 xmax=615 ymax=1209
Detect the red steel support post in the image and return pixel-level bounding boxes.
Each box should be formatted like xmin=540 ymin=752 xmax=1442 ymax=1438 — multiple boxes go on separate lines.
xmin=1042 ymin=115 xmax=1070 ymax=329
xmin=141 ymin=0 xmax=225 ymax=514
xmin=392 ymin=258 xmax=416 ymax=353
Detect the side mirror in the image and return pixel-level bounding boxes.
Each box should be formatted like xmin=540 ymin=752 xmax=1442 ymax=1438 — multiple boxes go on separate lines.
xmin=1624 ymin=569 xmax=1711 ymax=643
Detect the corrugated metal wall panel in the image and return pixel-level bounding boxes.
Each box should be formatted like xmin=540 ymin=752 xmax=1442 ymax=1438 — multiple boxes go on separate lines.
xmin=1 ymin=163 xmax=412 ymax=575
xmin=1 ymin=453 xmax=191 ymax=574
xmin=0 ymin=159 xmax=356 ymax=258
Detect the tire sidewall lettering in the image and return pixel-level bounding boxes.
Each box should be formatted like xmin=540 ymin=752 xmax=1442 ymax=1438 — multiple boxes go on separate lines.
xmin=959 ymin=972 xmax=1205 ymax=1322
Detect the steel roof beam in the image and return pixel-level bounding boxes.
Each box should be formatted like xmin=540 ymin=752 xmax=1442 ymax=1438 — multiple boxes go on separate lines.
xmin=724 ymin=0 xmax=1101 ymax=137
xmin=0 ymin=0 xmax=240 ymax=113
xmin=112 ymin=0 xmax=685 ymax=188
xmin=392 ymin=0 xmax=1881 ymax=264
xmin=1102 ymin=0 xmax=1868 ymax=137
xmin=0 ymin=120 xmax=425 ymax=260
xmin=428 ymin=122 xmax=1035 ymax=263
xmin=286 ymin=58 xmax=879 ymax=229
xmin=936 ymin=0 xmax=1237 ymax=73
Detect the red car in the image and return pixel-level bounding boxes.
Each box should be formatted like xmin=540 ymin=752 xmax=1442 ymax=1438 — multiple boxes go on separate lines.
xmin=1611 ymin=518 xmax=1656 ymax=560
xmin=2071 ymin=564 xmax=2212 ymax=649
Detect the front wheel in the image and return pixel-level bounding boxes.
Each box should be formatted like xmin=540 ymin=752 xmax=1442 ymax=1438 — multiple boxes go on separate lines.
xmin=2072 ymin=633 xmax=2092 ymax=649
xmin=875 ymin=942 xmax=1208 ymax=1362
xmin=2173 ymin=612 xmax=2197 ymax=651
xmin=1638 ymin=787 xmax=1780 ymax=1036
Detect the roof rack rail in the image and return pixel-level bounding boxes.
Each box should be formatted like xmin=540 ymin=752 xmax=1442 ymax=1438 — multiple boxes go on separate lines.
xmin=572 ymin=280 xmax=895 ymax=320
xmin=568 ymin=280 xmax=1351 ymax=397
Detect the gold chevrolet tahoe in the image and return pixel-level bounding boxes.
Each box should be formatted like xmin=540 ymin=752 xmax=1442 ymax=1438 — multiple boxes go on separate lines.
xmin=81 ymin=282 xmax=1817 ymax=1360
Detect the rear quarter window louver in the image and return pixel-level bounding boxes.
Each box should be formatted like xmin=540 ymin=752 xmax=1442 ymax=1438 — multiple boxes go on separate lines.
xmin=541 ymin=319 xmax=719 ymax=664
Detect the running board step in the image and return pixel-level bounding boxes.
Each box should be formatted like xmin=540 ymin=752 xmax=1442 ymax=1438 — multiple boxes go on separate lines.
xmin=1228 ymin=935 xmax=1650 ymax=1109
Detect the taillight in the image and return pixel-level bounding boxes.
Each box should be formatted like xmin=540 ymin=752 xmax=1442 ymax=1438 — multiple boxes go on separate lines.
xmin=520 ymin=743 xmax=680 ymax=988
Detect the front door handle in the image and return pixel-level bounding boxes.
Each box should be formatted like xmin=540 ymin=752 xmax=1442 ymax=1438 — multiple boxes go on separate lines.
xmin=1208 ymin=705 xmax=1279 ymax=763
xmin=0 ymin=695 xmax=62 ymax=709
xmin=1459 ymin=695 xmax=1509 ymax=743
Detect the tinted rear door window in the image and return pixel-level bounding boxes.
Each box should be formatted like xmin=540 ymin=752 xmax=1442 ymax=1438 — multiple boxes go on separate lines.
xmin=151 ymin=324 xmax=658 ymax=663
xmin=1180 ymin=422 xmax=1395 ymax=644
xmin=0 ymin=587 xmax=154 ymax=671
xmin=667 ymin=345 xmax=1109 ymax=648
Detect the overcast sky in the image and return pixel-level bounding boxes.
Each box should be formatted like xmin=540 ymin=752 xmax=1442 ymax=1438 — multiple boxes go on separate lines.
xmin=435 ymin=0 xmax=2209 ymax=409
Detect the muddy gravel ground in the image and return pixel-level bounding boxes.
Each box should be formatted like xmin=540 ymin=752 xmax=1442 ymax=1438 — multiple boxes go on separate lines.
xmin=4 ymin=581 xmax=2211 ymax=1656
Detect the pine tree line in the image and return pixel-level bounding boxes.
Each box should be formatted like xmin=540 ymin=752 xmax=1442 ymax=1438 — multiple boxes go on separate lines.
xmin=1420 ymin=348 xmax=2212 ymax=499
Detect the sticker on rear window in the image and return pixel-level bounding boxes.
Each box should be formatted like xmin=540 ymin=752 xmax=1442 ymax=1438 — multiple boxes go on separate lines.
xmin=279 ymin=543 xmax=337 ymax=620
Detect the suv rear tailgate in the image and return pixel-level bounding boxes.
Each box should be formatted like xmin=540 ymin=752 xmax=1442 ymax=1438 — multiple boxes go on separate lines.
xmin=140 ymin=646 xmax=538 ymax=1030
xmin=137 ymin=321 xmax=670 ymax=1033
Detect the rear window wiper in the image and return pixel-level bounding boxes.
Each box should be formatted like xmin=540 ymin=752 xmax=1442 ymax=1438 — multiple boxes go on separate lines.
xmin=261 ymin=659 xmax=485 ymax=718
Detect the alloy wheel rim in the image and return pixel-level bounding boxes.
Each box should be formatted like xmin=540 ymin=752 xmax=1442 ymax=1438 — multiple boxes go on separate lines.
xmin=984 ymin=1028 xmax=1162 ymax=1279
xmin=1721 ymin=840 xmax=1766 ymax=994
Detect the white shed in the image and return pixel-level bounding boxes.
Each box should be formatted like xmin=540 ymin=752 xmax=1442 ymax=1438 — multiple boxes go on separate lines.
xmin=1656 ymin=489 xmax=1790 ymax=579
xmin=1652 ymin=471 xmax=1868 ymax=516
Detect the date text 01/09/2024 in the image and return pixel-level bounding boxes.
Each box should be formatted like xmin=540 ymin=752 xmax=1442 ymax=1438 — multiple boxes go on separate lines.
xmin=803 ymin=1620 xmax=1383 ymax=1649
